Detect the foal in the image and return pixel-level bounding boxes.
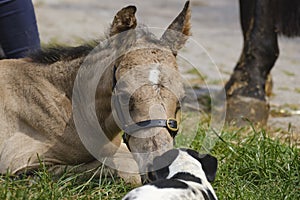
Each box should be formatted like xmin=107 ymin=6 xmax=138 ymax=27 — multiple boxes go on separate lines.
xmin=0 ymin=1 xmax=191 ymax=181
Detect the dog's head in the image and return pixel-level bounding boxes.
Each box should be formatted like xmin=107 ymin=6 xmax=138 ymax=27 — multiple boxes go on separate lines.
xmin=147 ymin=148 xmax=218 ymax=183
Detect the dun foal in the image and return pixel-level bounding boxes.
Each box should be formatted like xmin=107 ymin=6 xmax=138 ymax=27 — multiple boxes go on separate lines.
xmin=0 ymin=1 xmax=191 ymax=181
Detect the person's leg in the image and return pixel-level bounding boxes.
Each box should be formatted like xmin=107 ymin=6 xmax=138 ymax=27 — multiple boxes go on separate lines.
xmin=0 ymin=0 xmax=40 ymax=58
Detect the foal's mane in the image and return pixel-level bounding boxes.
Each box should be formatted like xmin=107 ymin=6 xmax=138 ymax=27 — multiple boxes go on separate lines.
xmin=28 ymin=40 xmax=100 ymax=64
xmin=28 ymin=27 xmax=164 ymax=65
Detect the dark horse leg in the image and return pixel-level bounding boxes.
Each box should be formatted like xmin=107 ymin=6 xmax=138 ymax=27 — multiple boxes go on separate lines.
xmin=225 ymin=0 xmax=279 ymax=126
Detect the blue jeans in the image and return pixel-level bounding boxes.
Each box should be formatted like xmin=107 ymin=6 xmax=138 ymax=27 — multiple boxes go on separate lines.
xmin=0 ymin=0 xmax=40 ymax=58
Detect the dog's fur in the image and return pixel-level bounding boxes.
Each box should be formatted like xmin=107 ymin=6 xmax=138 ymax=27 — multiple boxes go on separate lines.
xmin=122 ymin=148 xmax=218 ymax=200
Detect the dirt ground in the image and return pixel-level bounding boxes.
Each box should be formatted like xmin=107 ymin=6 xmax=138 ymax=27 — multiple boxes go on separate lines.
xmin=33 ymin=0 xmax=300 ymax=139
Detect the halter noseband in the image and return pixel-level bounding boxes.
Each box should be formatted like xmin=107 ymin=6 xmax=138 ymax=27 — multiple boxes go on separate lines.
xmin=112 ymin=65 xmax=179 ymax=148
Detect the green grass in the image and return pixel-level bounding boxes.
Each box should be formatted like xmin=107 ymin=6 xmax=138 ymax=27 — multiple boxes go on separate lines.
xmin=0 ymin=165 xmax=133 ymax=200
xmin=193 ymin=126 xmax=300 ymax=200
xmin=0 ymin=125 xmax=299 ymax=199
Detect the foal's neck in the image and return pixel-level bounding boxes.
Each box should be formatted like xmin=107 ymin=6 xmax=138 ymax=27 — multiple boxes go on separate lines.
xmin=53 ymin=56 xmax=122 ymax=147
xmin=46 ymin=56 xmax=86 ymax=99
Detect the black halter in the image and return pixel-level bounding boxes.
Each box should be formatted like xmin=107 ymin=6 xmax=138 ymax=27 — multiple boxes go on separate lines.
xmin=112 ymin=65 xmax=179 ymax=148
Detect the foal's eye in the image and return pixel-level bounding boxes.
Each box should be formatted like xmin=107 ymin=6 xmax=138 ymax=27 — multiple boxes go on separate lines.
xmin=176 ymin=103 xmax=181 ymax=113
xmin=180 ymin=95 xmax=187 ymax=103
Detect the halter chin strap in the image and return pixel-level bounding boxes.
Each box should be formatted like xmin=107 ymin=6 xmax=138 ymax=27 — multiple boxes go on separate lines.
xmin=112 ymin=65 xmax=179 ymax=149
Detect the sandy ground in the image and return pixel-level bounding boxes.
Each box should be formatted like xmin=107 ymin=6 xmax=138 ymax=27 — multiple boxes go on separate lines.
xmin=33 ymin=0 xmax=300 ymax=139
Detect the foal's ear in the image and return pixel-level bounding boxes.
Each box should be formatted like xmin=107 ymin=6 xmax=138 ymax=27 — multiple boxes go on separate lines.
xmin=161 ymin=1 xmax=191 ymax=56
xmin=110 ymin=5 xmax=137 ymax=36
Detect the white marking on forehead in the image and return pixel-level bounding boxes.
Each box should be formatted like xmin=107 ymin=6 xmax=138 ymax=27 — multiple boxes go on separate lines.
xmin=148 ymin=64 xmax=160 ymax=85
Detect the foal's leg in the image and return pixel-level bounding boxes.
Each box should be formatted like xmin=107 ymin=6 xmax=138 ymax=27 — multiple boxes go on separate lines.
xmin=0 ymin=132 xmax=46 ymax=174
xmin=48 ymin=143 xmax=141 ymax=185
xmin=225 ymin=0 xmax=279 ymax=126
xmin=0 ymin=131 xmax=140 ymax=184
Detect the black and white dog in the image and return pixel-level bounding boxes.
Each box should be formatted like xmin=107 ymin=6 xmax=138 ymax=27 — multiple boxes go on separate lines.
xmin=123 ymin=148 xmax=218 ymax=200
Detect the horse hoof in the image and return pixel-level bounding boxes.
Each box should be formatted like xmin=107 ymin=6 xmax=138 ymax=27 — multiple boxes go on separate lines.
xmin=226 ymin=95 xmax=269 ymax=127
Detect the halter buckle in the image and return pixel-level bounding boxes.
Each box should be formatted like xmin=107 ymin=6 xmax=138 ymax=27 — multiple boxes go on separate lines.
xmin=166 ymin=118 xmax=179 ymax=132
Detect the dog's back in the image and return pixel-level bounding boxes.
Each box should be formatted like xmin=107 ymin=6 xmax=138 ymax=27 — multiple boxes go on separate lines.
xmin=123 ymin=149 xmax=218 ymax=200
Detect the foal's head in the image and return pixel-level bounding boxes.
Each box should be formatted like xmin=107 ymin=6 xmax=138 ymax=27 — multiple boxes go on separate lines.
xmin=110 ymin=1 xmax=191 ymax=172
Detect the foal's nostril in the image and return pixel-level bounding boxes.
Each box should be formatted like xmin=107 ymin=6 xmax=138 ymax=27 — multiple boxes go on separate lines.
xmin=146 ymin=163 xmax=157 ymax=182
xmin=140 ymin=174 xmax=150 ymax=184
xmin=146 ymin=163 xmax=153 ymax=170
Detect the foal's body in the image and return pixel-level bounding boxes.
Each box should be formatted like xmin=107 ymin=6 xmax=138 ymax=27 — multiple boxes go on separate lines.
xmin=0 ymin=57 xmax=93 ymax=173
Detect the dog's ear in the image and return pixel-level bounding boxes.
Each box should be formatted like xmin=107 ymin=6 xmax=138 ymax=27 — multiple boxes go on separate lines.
xmin=199 ymin=154 xmax=218 ymax=182
xmin=186 ymin=149 xmax=218 ymax=182
xmin=150 ymin=149 xmax=179 ymax=180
